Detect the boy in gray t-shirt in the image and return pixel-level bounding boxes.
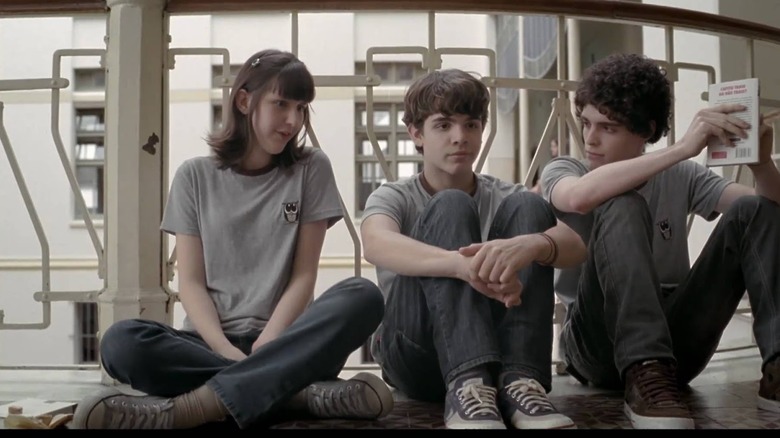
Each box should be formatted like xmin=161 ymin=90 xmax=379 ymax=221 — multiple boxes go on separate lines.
xmin=540 ymin=53 xmax=780 ymax=429
xmin=362 ymin=69 xmax=587 ymax=429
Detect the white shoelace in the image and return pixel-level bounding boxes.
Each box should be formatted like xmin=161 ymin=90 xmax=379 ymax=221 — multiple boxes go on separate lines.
xmin=456 ymin=382 xmax=500 ymax=417
xmin=504 ymin=378 xmax=554 ymax=415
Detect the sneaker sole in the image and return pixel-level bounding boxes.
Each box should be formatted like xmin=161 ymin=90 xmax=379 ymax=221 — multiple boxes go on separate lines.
xmin=623 ymin=402 xmax=694 ymax=429
xmin=757 ymin=396 xmax=780 ymax=413
xmin=445 ymin=417 xmax=507 ymax=429
xmin=350 ymin=372 xmax=395 ymax=419
xmin=71 ymin=386 xmax=125 ymax=429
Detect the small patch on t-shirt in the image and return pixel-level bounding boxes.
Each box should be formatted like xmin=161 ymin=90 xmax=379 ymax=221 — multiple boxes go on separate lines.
xmin=657 ymin=218 xmax=672 ymax=240
xmin=282 ymin=201 xmax=300 ymax=223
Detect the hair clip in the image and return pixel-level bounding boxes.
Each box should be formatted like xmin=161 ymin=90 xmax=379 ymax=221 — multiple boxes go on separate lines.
xmin=251 ymin=58 xmax=261 ymax=68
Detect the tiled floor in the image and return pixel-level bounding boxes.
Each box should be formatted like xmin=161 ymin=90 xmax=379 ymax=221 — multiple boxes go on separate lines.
xmin=264 ymin=349 xmax=776 ymax=430
xmin=1 ymin=317 xmax=777 ymax=429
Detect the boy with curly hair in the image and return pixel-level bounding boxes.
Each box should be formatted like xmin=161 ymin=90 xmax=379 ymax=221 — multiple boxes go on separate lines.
xmin=541 ymin=53 xmax=780 ymax=428
xmin=362 ymin=69 xmax=587 ymax=429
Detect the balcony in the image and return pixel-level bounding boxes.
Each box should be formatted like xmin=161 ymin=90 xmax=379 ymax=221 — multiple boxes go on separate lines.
xmin=1 ymin=0 xmax=779 ymax=429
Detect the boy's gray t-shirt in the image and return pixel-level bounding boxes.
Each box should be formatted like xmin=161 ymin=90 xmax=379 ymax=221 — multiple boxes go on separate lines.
xmin=161 ymin=147 xmax=343 ymax=335
xmin=540 ymin=156 xmax=732 ymax=302
xmin=362 ymin=173 xmax=526 ymax=299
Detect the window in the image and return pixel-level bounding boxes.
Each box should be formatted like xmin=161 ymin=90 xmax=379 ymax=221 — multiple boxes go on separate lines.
xmin=355 ymin=62 xmax=426 ymax=85
xmin=355 ymin=102 xmax=423 ymax=214
xmin=211 ymin=64 xmax=242 ymax=132
xmin=74 ymin=68 xmax=106 ymax=92
xmin=73 ymin=67 xmax=106 ymax=219
xmin=354 ymin=62 xmax=425 ymax=216
xmin=74 ymin=108 xmax=105 ymax=217
xmin=75 ymin=303 xmax=98 ymax=363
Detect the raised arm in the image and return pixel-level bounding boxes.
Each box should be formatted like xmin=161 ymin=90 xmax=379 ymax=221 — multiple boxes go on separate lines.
xmin=552 ymin=103 xmax=749 ymax=215
xmin=252 ymin=219 xmax=328 ymax=351
xmin=550 ymin=147 xmax=688 ymax=215
xmin=176 ymin=233 xmax=247 ymax=361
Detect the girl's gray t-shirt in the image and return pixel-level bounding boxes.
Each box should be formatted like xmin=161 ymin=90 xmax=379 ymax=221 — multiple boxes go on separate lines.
xmin=161 ymin=147 xmax=343 ymax=335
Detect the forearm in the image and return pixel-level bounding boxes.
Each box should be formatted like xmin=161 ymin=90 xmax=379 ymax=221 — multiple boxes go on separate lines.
xmin=258 ymin=276 xmax=314 ymax=342
xmin=751 ymin=160 xmax=780 ymax=204
xmin=538 ymin=222 xmax=587 ymax=268
xmin=178 ymin=283 xmax=232 ymax=352
xmin=569 ymin=145 xmax=689 ymax=213
xmin=364 ymin=231 xmax=461 ymax=279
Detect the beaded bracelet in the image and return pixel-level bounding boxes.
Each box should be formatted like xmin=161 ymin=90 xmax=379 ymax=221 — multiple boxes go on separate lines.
xmin=536 ymin=232 xmax=559 ymax=266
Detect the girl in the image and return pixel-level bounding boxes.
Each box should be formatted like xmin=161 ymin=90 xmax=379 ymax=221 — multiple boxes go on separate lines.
xmin=72 ymin=49 xmax=392 ymax=429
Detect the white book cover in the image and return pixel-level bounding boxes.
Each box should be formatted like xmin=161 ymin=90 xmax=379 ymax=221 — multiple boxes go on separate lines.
xmin=706 ymin=78 xmax=760 ymax=167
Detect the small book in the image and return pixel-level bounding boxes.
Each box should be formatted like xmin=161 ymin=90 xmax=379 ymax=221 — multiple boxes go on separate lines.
xmin=706 ymin=78 xmax=760 ymax=167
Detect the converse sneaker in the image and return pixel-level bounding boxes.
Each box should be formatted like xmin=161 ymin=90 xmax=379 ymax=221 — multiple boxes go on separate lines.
xmin=624 ymin=360 xmax=694 ymax=429
xmin=305 ymin=372 xmax=394 ymax=419
xmin=71 ymin=387 xmax=175 ymax=429
xmin=758 ymin=356 xmax=780 ymax=412
xmin=498 ymin=377 xmax=576 ymax=429
xmin=444 ymin=373 xmax=506 ymax=429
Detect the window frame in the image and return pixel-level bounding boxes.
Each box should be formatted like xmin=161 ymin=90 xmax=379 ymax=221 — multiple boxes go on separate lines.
xmin=73 ymin=67 xmax=107 ymax=219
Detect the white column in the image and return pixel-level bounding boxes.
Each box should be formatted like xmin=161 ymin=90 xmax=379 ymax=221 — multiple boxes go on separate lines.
xmin=518 ymin=17 xmax=531 ymax=183
xmin=566 ymin=18 xmax=582 ymax=159
xmin=99 ymin=0 xmax=169 ymax=384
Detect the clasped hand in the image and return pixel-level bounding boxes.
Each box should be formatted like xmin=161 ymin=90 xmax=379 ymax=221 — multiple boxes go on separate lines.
xmin=458 ymin=236 xmax=538 ymax=308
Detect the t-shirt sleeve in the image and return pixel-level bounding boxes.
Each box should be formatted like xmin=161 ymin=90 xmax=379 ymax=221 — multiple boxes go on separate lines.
xmin=161 ymin=160 xmax=200 ymax=236
xmin=362 ymin=182 xmax=407 ymax=228
xmin=301 ymin=149 xmax=344 ymax=228
xmin=682 ymin=160 xmax=732 ymax=221
xmin=540 ymin=157 xmax=586 ymax=203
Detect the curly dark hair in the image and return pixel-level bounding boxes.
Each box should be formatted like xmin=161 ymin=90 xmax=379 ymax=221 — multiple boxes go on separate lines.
xmin=575 ymin=53 xmax=671 ymax=144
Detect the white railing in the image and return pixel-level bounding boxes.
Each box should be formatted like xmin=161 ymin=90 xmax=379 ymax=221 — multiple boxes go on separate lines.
xmin=1 ymin=0 xmax=779 ymax=371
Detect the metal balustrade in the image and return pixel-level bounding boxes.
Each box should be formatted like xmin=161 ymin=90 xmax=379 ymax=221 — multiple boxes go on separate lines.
xmin=1 ymin=0 xmax=778 ymax=372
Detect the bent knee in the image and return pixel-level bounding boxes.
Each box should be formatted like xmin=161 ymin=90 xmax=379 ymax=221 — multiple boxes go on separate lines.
xmin=338 ymin=277 xmax=385 ymax=323
xmin=99 ymin=319 xmax=155 ymax=368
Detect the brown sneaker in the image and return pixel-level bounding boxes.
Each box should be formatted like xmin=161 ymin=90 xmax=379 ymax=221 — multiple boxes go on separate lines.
xmin=623 ymin=360 xmax=694 ymax=429
xmin=758 ymin=356 xmax=780 ymax=413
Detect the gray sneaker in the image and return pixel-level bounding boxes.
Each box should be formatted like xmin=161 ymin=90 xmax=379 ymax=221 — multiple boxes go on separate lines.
xmin=444 ymin=374 xmax=506 ymax=429
xmin=498 ymin=377 xmax=576 ymax=429
xmin=306 ymin=372 xmax=394 ymax=419
xmin=71 ymin=386 xmax=175 ymax=429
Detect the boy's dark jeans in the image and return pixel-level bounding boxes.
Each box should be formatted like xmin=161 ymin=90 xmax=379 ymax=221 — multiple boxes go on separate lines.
xmin=563 ymin=194 xmax=780 ymax=389
xmin=372 ymin=189 xmax=557 ymax=402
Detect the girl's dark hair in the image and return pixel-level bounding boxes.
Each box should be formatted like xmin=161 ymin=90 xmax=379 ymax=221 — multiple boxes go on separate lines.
xmin=575 ymin=53 xmax=672 ymax=144
xmin=207 ymin=49 xmax=315 ymax=170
